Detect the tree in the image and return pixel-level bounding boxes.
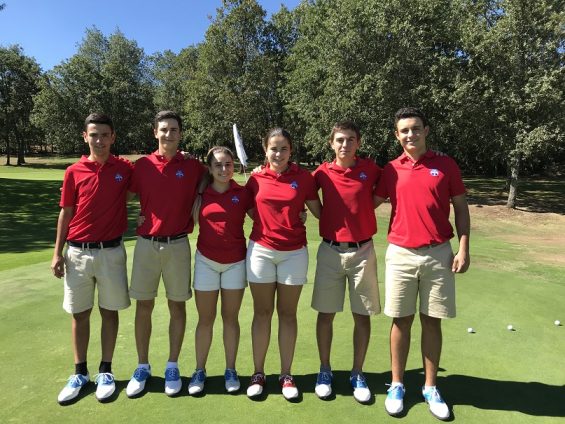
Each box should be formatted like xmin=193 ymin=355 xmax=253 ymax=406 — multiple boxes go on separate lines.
xmin=184 ymin=0 xmax=281 ymax=160
xmin=459 ymin=0 xmax=565 ymax=207
xmin=0 ymin=46 xmax=41 ymax=165
xmin=33 ymin=27 xmax=154 ymax=154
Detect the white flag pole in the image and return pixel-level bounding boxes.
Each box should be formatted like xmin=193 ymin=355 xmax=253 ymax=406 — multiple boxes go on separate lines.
xmin=233 ymin=123 xmax=248 ymax=180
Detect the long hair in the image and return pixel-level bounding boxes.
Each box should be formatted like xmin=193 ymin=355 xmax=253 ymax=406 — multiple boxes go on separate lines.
xmin=191 ymin=146 xmax=235 ymax=225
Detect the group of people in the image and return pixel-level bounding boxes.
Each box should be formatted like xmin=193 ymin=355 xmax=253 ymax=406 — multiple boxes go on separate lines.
xmin=52 ymin=107 xmax=470 ymax=421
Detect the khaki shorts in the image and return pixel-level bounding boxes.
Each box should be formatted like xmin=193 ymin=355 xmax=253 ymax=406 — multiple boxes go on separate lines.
xmin=130 ymin=236 xmax=192 ymax=301
xmin=311 ymin=240 xmax=381 ymax=315
xmin=246 ymin=240 xmax=308 ymax=285
xmin=193 ymin=250 xmax=247 ymax=291
xmin=384 ymin=242 xmax=456 ymax=319
xmin=63 ymin=243 xmax=130 ymax=314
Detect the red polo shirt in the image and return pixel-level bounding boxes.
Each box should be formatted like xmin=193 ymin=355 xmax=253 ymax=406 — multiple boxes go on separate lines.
xmin=197 ymin=181 xmax=252 ymax=264
xmin=247 ymin=162 xmax=318 ymax=251
xmin=130 ymin=151 xmax=205 ymax=236
xmin=313 ymin=158 xmax=381 ymax=242
xmin=375 ymin=150 xmax=466 ymax=248
xmin=60 ymin=155 xmax=133 ymax=242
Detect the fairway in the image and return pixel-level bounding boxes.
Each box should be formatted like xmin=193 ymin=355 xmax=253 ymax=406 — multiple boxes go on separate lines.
xmin=1 ymin=161 xmax=564 ymax=424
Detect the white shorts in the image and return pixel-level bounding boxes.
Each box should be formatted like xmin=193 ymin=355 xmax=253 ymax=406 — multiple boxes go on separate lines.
xmin=63 ymin=243 xmax=130 ymax=314
xmin=246 ymin=240 xmax=308 ymax=285
xmin=193 ymin=250 xmax=247 ymax=291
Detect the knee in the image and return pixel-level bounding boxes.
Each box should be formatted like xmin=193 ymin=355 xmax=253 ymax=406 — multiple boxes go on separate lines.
xmin=136 ymin=300 xmax=155 ymax=314
xmin=353 ymin=313 xmax=371 ymax=330
xmin=277 ymin=307 xmax=297 ymax=324
xmin=99 ymin=307 xmax=118 ymax=321
xmin=317 ymin=312 xmax=335 ymax=326
xmin=72 ymin=309 xmax=92 ymax=322
xmin=393 ymin=315 xmax=415 ymax=331
xmin=168 ymin=300 xmax=186 ymax=317
xmin=419 ymin=313 xmax=441 ymax=330
xmin=198 ymin=310 xmax=217 ymax=327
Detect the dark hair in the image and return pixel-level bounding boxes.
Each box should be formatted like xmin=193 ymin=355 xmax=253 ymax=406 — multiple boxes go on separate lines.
xmin=262 ymin=127 xmax=293 ymax=151
xmin=329 ymin=120 xmax=361 ymax=142
xmin=192 ymin=146 xmax=235 ymax=224
xmin=84 ymin=113 xmax=114 ymax=133
xmin=154 ymin=110 xmax=182 ymax=132
xmin=394 ymin=107 xmax=429 ymax=129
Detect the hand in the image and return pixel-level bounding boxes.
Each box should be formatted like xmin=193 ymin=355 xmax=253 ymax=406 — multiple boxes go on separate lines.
xmin=252 ymin=165 xmax=264 ymax=174
xmin=51 ymin=255 xmax=65 ymax=278
xmin=181 ymin=151 xmax=195 ymax=160
xmin=452 ymin=251 xmax=470 ymax=273
xmin=299 ymin=210 xmax=307 ymax=224
xmin=137 ymin=214 xmax=146 ymax=227
xmin=433 ymin=150 xmax=447 ymax=157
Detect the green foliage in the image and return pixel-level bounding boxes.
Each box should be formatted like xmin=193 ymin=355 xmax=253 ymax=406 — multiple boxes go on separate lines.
xmin=0 ymin=45 xmax=41 ymax=164
xmin=32 ymin=27 xmax=155 ymax=154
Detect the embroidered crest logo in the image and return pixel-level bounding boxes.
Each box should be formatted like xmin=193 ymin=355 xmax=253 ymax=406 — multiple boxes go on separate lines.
xmin=231 ymin=195 xmax=240 ymax=204
xmin=430 ymin=169 xmax=439 ymax=177
xmin=175 ymin=170 xmax=185 ymax=178
xmin=114 ymin=173 xmax=123 ymax=182
xmin=359 ymin=172 xmax=368 ymax=180
xmin=290 ymin=181 xmax=299 ymax=190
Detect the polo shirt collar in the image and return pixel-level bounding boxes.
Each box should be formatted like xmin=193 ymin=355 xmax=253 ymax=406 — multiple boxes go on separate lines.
xmin=328 ymin=157 xmax=359 ymax=172
xmin=204 ymin=179 xmax=238 ymax=196
xmin=399 ymin=150 xmax=435 ymax=164
xmin=79 ymin=154 xmax=117 ymax=166
xmin=264 ymin=162 xmax=298 ymax=176
xmin=152 ymin=149 xmax=183 ymax=163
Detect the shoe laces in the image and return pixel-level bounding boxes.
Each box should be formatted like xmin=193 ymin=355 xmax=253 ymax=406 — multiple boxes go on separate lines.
xmin=424 ymin=387 xmax=445 ymax=404
xmin=225 ymin=369 xmax=238 ymax=381
xmin=250 ymin=372 xmax=265 ymax=385
xmin=351 ymin=373 xmax=368 ymax=389
xmin=133 ymin=367 xmax=149 ymax=380
xmin=94 ymin=373 xmax=114 ymax=385
xmin=386 ymin=383 xmax=405 ymax=398
xmin=317 ymin=371 xmax=332 ymax=385
xmin=279 ymin=374 xmax=296 ymax=388
xmin=67 ymin=374 xmax=87 ymax=387
xmin=191 ymin=369 xmax=206 ymax=383
xmin=165 ymin=367 xmax=180 ymax=381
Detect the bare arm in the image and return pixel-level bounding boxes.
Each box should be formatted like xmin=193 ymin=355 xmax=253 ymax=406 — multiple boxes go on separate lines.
xmin=373 ymin=195 xmax=386 ymax=209
xmin=451 ymin=194 xmax=470 ymax=273
xmin=51 ymin=207 xmax=74 ymax=278
xmin=305 ymin=197 xmax=322 ymax=220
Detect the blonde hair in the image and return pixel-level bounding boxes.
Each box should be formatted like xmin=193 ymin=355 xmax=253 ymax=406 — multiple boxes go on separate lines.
xmin=191 ymin=146 xmax=236 ymax=225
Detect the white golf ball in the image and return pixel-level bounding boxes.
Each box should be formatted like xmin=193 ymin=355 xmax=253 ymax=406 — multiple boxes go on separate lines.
xmin=467 ymin=327 xmax=474 ymax=333
xmin=555 ymin=320 xmax=561 ymax=326
xmin=507 ymin=324 xmax=514 ymax=331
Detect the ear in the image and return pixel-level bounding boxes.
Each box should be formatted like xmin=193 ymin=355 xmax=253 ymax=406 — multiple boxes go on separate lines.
xmin=423 ymin=126 xmax=430 ymax=137
xmin=82 ymin=132 xmax=88 ymax=143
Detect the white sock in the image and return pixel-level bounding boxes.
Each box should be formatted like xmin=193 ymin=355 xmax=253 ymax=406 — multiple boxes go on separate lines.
xmin=166 ymin=361 xmax=178 ymax=369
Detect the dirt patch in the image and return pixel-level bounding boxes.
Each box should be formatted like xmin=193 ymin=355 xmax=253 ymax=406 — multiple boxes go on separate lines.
xmin=470 ymin=204 xmax=565 ymax=265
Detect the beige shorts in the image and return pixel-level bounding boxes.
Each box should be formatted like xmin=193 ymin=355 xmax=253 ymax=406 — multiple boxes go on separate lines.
xmin=311 ymin=240 xmax=381 ymax=315
xmin=63 ymin=243 xmax=130 ymax=314
xmin=130 ymin=236 xmax=192 ymax=302
xmin=384 ymin=242 xmax=456 ymax=319
xmin=193 ymin=250 xmax=247 ymax=291
xmin=246 ymin=240 xmax=308 ymax=285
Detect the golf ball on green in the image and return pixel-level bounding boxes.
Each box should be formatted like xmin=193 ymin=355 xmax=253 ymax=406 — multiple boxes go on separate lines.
xmin=467 ymin=327 xmax=474 ymax=333
xmin=555 ymin=320 xmax=561 ymax=326
xmin=507 ymin=324 xmax=514 ymax=330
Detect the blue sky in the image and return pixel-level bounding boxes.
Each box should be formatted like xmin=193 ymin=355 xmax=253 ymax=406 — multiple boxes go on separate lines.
xmin=0 ymin=0 xmax=301 ymax=71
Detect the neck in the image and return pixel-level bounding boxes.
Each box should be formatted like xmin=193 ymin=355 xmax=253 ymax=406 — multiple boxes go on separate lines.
xmin=405 ymin=147 xmax=427 ymax=162
xmin=159 ymin=147 xmax=176 ymax=160
xmin=335 ymin=157 xmax=356 ymax=168
xmin=88 ymin=152 xmax=110 ymax=164
xmin=211 ymin=179 xmax=230 ymax=193
xmin=270 ymin=162 xmax=289 ymax=174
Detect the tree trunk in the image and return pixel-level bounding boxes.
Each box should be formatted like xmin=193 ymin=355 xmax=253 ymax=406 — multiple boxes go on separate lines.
xmin=506 ymin=154 xmax=520 ymax=209
xmin=15 ymin=128 xmax=26 ymax=165
xmin=5 ymin=134 xmax=11 ymax=165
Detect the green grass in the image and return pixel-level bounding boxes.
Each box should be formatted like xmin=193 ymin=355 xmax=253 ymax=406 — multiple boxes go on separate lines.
xmin=1 ymin=159 xmax=565 ymax=423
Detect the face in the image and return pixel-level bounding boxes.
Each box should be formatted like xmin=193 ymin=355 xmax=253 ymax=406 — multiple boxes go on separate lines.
xmin=210 ymin=151 xmax=234 ymax=184
xmin=154 ymin=118 xmax=181 ymax=152
xmin=330 ymin=129 xmax=360 ymax=163
xmin=395 ymin=117 xmax=429 ymax=156
xmin=83 ymin=123 xmax=115 ymax=157
xmin=265 ymin=135 xmax=291 ymax=171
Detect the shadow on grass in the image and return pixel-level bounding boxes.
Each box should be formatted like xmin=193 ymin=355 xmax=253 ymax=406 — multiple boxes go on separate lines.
xmin=465 ymin=177 xmax=565 ymax=214
xmin=0 ymin=178 xmax=139 ymax=253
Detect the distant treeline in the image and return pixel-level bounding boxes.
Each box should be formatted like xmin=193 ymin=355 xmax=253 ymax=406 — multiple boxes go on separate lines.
xmin=1 ymin=0 xmax=563 ymax=205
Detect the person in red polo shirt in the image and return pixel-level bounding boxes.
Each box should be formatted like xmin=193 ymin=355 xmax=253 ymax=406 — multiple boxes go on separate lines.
xmin=310 ymin=120 xmax=382 ymax=403
xmin=245 ymin=128 xmax=321 ymax=401
xmin=185 ymin=146 xmax=252 ymax=396
xmin=375 ymin=107 xmax=470 ymax=420
xmin=52 ymin=113 xmax=132 ymax=405
xmin=125 ymin=111 xmax=205 ymax=398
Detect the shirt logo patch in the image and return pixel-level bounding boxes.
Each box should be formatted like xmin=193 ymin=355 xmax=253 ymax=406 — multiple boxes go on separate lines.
xmin=430 ymin=169 xmax=439 ymax=177
xmin=290 ymin=181 xmax=299 ymax=190
xmin=175 ymin=170 xmax=185 ymax=178
xmin=114 ymin=173 xmax=123 ymax=182
xmin=231 ymin=195 xmax=240 ymax=204
xmin=359 ymin=172 xmax=368 ymax=180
